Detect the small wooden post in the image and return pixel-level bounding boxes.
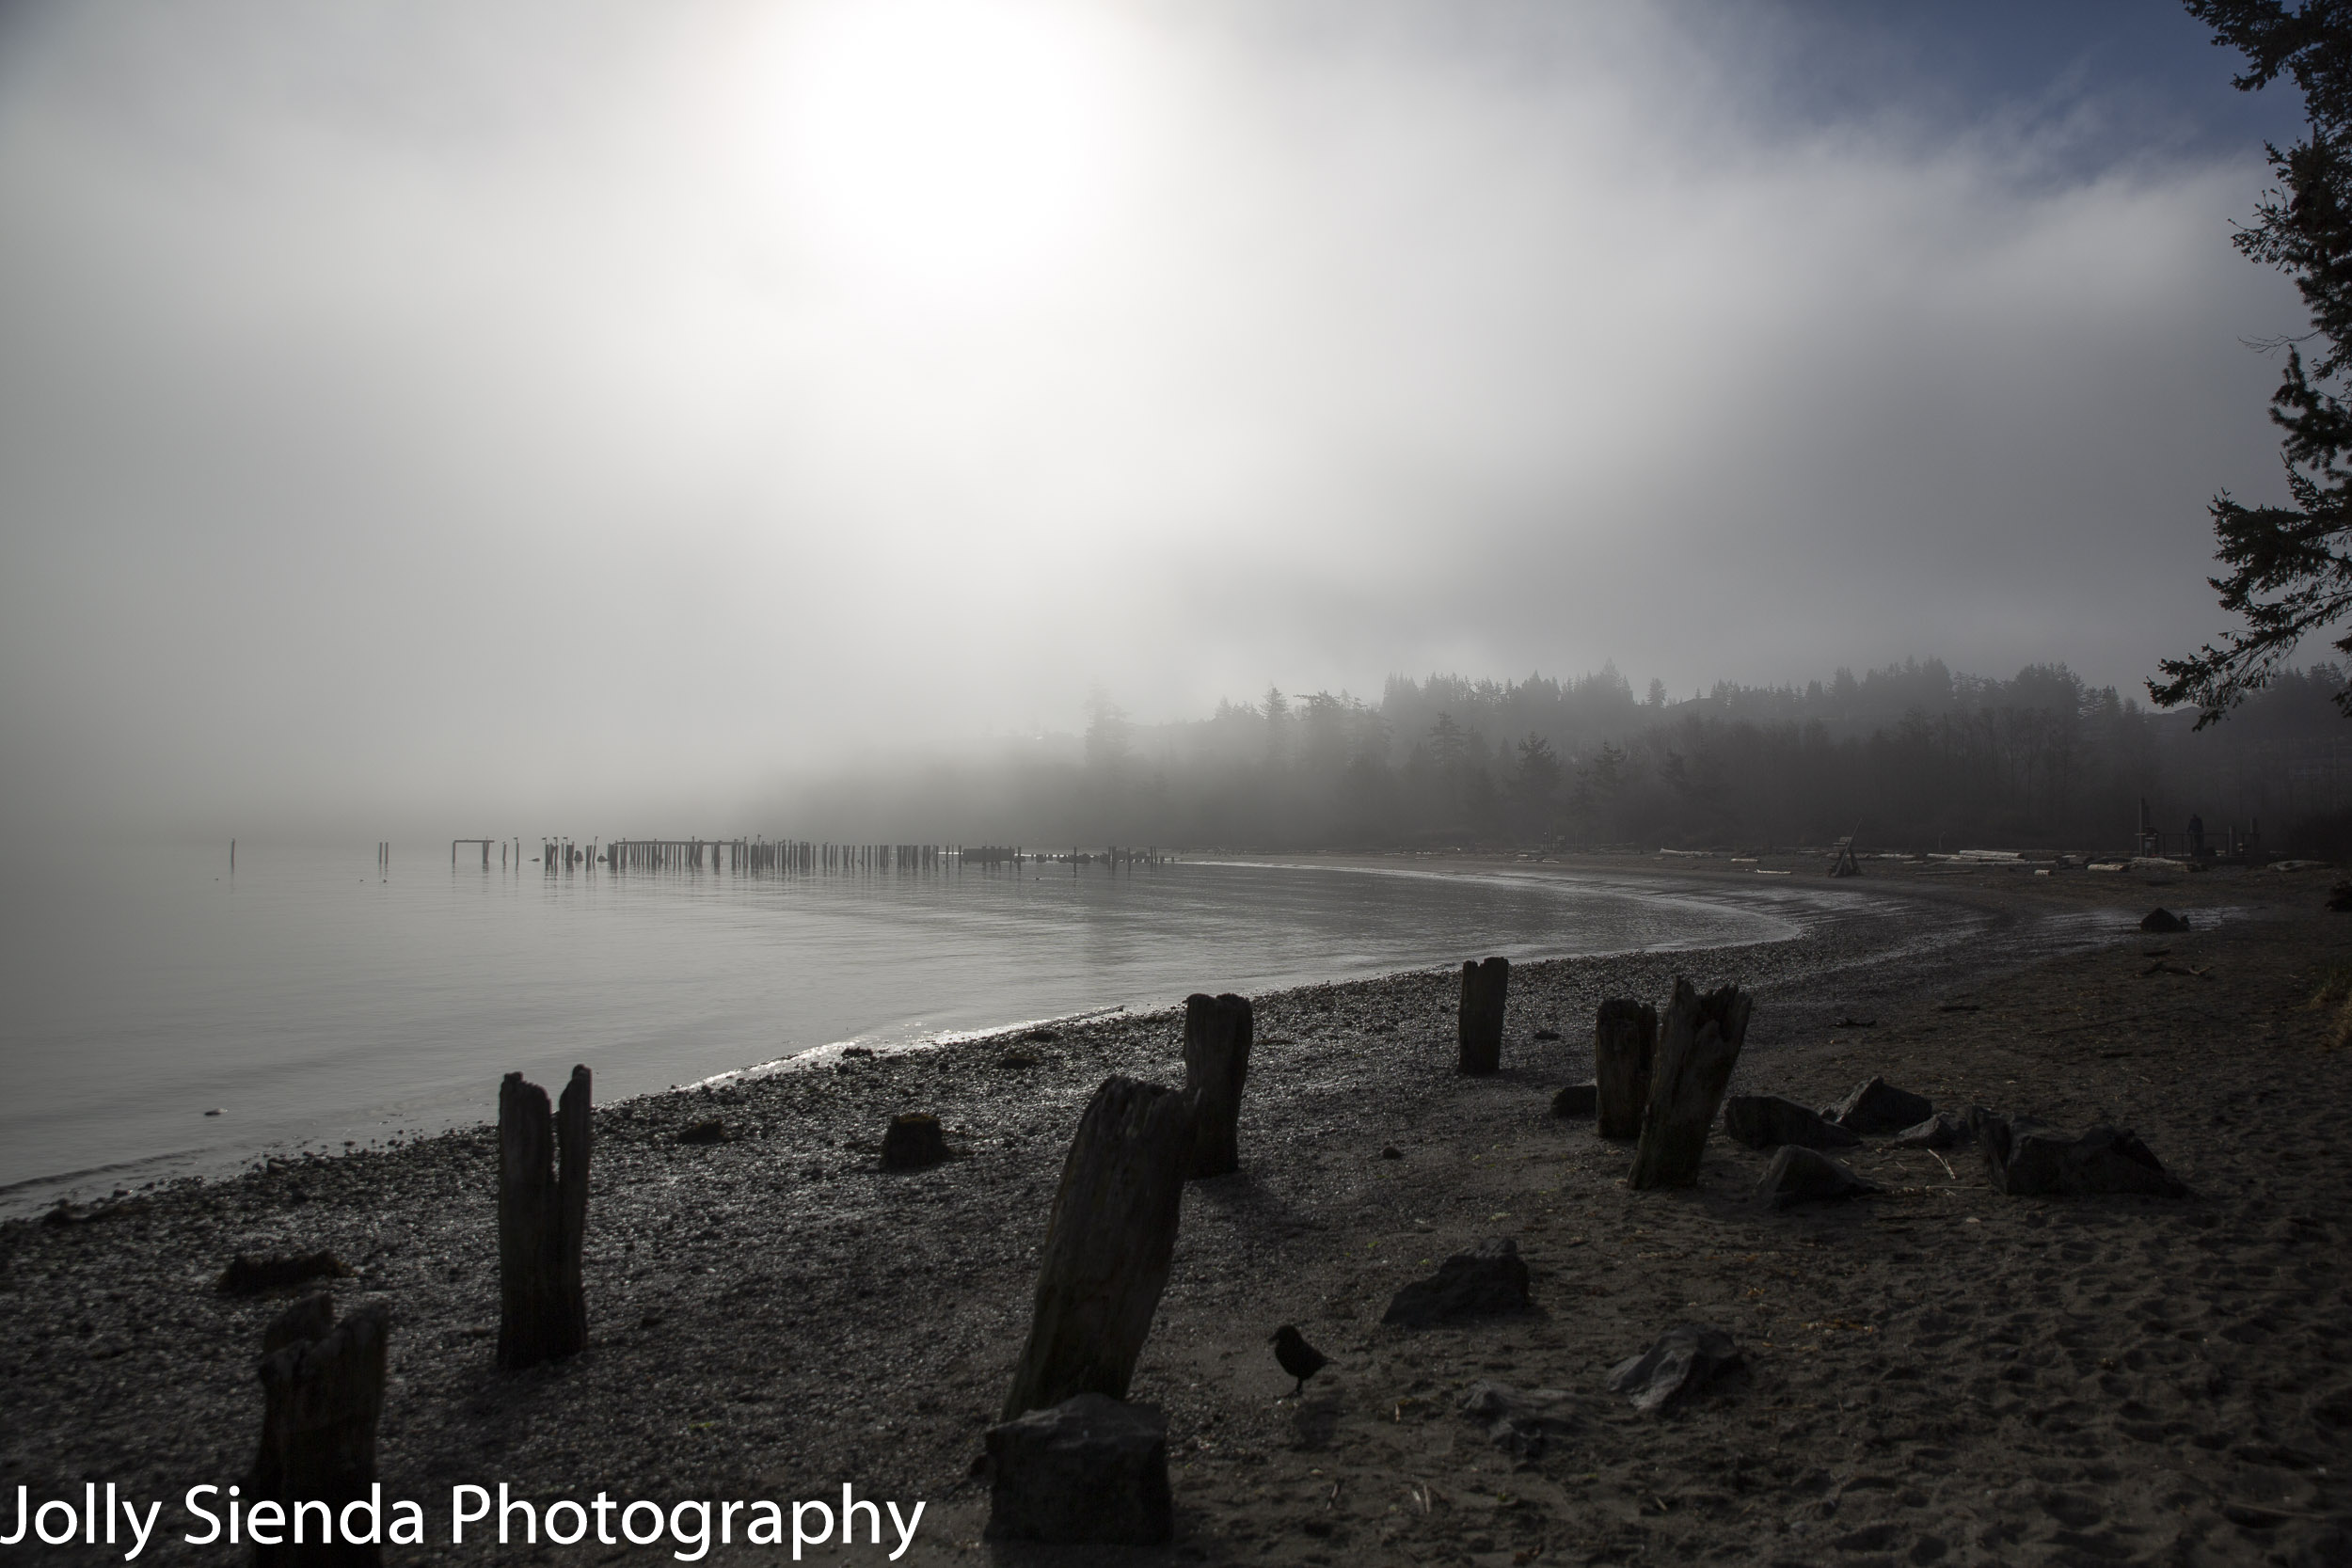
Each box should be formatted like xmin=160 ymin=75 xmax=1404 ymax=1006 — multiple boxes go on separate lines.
xmin=1457 ymin=957 xmax=1509 ymax=1074
xmin=1593 ymin=998 xmax=1659 ymax=1140
xmin=1628 ymin=978 xmax=1752 ymax=1190
xmin=1001 ymin=1076 xmax=1193 ymax=1420
xmin=498 ymin=1066 xmax=591 ymax=1369
xmin=247 ymin=1293 xmax=389 ymax=1568
xmin=1181 ymin=992 xmax=1252 ymax=1179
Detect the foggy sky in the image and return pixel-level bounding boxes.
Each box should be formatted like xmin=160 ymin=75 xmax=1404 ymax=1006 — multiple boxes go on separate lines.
xmin=0 ymin=0 xmax=2314 ymax=836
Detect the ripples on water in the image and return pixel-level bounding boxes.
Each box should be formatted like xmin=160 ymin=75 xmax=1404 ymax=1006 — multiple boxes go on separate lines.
xmin=0 ymin=844 xmax=1858 ymax=1210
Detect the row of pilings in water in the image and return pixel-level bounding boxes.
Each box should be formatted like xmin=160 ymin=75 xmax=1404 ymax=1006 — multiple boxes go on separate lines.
xmin=531 ymin=840 xmax=1173 ymax=875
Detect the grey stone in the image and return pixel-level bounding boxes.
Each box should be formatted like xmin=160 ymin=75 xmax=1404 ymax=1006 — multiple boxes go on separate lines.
xmin=1967 ymin=1109 xmax=2191 ymax=1198
xmin=1550 ymin=1082 xmax=1597 ymax=1118
xmin=985 ymin=1393 xmax=1171 ymax=1544
xmin=1724 ymin=1094 xmax=1861 ymax=1150
xmin=1605 ymin=1323 xmax=1740 ymax=1413
xmin=1459 ymin=1381 xmax=1579 ymax=1457
xmin=2139 ymin=908 xmax=2192 ymax=932
xmin=1381 ymin=1239 xmax=1532 ymax=1327
xmin=1757 ymin=1146 xmax=1883 ymax=1209
xmin=1892 ymin=1111 xmax=1973 ymax=1150
xmin=1825 ymin=1076 xmax=1935 ymax=1135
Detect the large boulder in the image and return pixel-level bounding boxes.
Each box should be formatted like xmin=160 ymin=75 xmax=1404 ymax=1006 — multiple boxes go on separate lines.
xmin=1967 ymin=1110 xmax=2191 ymax=1198
xmin=1605 ymin=1323 xmax=1741 ymax=1413
xmin=1724 ymin=1095 xmax=1860 ymax=1151
xmin=985 ymin=1394 xmax=1172 ymax=1544
xmin=1825 ymin=1076 xmax=1934 ymax=1135
xmin=1756 ymin=1146 xmax=1883 ymax=1210
xmin=1459 ymin=1382 xmax=1580 ymax=1458
xmin=1381 ymin=1239 xmax=1532 ymax=1327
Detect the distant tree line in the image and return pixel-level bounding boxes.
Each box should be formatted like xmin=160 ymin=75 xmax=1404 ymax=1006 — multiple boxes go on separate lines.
xmin=783 ymin=658 xmax=2352 ymax=856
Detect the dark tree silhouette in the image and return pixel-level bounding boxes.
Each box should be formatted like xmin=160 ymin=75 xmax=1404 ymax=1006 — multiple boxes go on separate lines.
xmin=2154 ymin=1 xmax=2352 ymax=724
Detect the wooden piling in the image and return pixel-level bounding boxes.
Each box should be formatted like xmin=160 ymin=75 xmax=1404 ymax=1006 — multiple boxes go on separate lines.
xmin=1628 ymin=978 xmax=1752 ymax=1190
xmin=247 ymin=1292 xmax=389 ymax=1568
xmin=1457 ymin=957 xmax=1509 ymax=1074
xmin=1001 ymin=1076 xmax=1193 ymax=1419
xmin=497 ymin=1066 xmax=591 ymax=1369
xmin=1181 ymin=993 xmax=1253 ymax=1179
xmin=1593 ymin=998 xmax=1660 ymax=1140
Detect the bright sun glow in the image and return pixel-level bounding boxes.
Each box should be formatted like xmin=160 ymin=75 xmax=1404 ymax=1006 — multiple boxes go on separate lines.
xmin=766 ymin=0 xmax=1120 ymax=299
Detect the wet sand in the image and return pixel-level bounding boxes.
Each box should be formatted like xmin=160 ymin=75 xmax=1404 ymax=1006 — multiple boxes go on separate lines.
xmin=3 ymin=857 xmax=2345 ymax=1565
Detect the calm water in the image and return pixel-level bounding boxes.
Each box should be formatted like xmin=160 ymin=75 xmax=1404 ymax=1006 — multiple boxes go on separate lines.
xmin=0 ymin=844 xmax=1844 ymax=1212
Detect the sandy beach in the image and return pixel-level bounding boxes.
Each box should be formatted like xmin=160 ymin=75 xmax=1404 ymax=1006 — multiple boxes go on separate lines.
xmin=3 ymin=855 xmax=2345 ymax=1566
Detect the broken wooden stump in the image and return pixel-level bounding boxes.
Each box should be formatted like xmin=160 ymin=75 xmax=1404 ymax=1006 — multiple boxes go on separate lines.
xmin=1628 ymin=978 xmax=1752 ymax=1190
xmin=985 ymin=1393 xmax=1172 ymax=1544
xmin=497 ymin=1066 xmax=590 ymax=1370
xmin=882 ymin=1112 xmax=949 ymax=1170
xmin=1550 ymin=1081 xmax=1597 ymax=1118
xmin=247 ymin=1292 xmax=389 ymax=1567
xmin=1181 ymin=992 xmax=1253 ymax=1178
xmin=1001 ymin=1076 xmax=1192 ymax=1420
xmin=1968 ymin=1110 xmax=2191 ymax=1197
xmin=1457 ymin=957 xmax=1509 ymax=1074
xmin=1593 ymin=997 xmax=1659 ymax=1140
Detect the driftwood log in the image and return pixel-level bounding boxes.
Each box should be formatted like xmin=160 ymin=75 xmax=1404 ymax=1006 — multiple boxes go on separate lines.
xmin=1592 ymin=998 xmax=1659 ymax=1140
xmin=497 ymin=1066 xmax=590 ymax=1370
xmin=1457 ymin=958 xmax=1509 ymax=1075
xmin=1182 ymin=992 xmax=1253 ymax=1178
xmin=1628 ymin=978 xmax=1752 ymax=1189
xmin=248 ymin=1293 xmax=389 ymax=1567
xmin=1001 ymin=1076 xmax=1193 ymax=1420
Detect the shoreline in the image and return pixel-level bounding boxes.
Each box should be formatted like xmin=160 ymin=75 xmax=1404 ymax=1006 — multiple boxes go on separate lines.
xmin=3 ymin=864 xmax=2342 ymax=1563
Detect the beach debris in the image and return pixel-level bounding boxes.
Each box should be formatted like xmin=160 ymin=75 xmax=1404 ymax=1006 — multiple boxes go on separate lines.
xmin=675 ymin=1118 xmax=727 ymax=1145
xmin=985 ymin=1392 xmax=1172 ymax=1544
xmin=498 ymin=1066 xmax=591 ymax=1370
xmin=1629 ymin=979 xmax=1752 ymax=1189
xmin=1380 ymin=1145 xmax=1403 ymax=1160
xmin=840 ymin=1045 xmax=875 ymax=1058
xmin=2330 ymin=881 xmax=2352 ymax=911
xmin=247 ymin=1292 xmax=390 ymax=1566
xmin=1832 ymin=1016 xmax=1877 ymax=1028
xmin=1001 ymin=1076 xmax=1191 ymax=1420
xmin=1182 ymin=992 xmax=1254 ymax=1179
xmin=1723 ymin=1094 xmax=1860 ymax=1151
xmin=1892 ymin=1111 xmax=1974 ymax=1150
xmin=996 ymin=1049 xmax=1043 ymax=1069
xmin=881 ymin=1113 xmax=949 ymax=1170
xmin=1935 ymin=1002 xmax=1981 ymax=1013
xmin=1023 ymin=1027 xmax=1061 ymax=1043
xmin=1757 ymin=1146 xmax=1883 ymax=1209
xmin=218 ymin=1251 xmax=347 ymax=1297
xmin=1594 ymin=997 xmax=1660 ymax=1140
xmin=204 ymin=1108 xmax=224 ymax=1117
xmin=1532 ymin=1027 xmax=1563 ymax=1041
xmin=1967 ymin=1109 xmax=2192 ymax=1198
xmin=2142 ymin=959 xmax=2213 ymax=980
xmin=1825 ymin=1076 xmax=1934 ymax=1135
xmin=1605 ymin=1323 xmax=1741 ymax=1413
xmin=1458 ymin=957 xmax=1510 ymax=1075
xmin=1551 ymin=1081 xmax=1598 ymax=1118
xmin=1381 ymin=1238 xmax=1533 ymax=1327
xmin=1459 ymin=1381 xmax=1580 ymax=1457
xmin=2139 ymin=908 xmax=2193 ymax=933
xmin=1272 ymin=1324 xmax=1329 ymax=1396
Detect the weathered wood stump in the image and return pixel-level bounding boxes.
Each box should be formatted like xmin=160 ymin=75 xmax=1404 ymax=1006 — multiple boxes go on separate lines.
xmin=1628 ymin=978 xmax=1752 ymax=1189
xmin=985 ymin=1393 xmax=1172 ymax=1544
xmin=1181 ymin=992 xmax=1253 ymax=1178
xmin=497 ymin=1066 xmax=590 ymax=1370
xmin=1457 ymin=957 xmax=1509 ymax=1074
xmin=247 ymin=1293 xmax=389 ymax=1567
xmin=1593 ymin=998 xmax=1658 ymax=1140
xmin=1001 ymin=1076 xmax=1192 ymax=1420
xmin=882 ymin=1112 xmax=949 ymax=1169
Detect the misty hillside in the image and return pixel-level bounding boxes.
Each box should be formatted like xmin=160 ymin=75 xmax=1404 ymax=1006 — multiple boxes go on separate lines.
xmin=783 ymin=658 xmax=2352 ymax=856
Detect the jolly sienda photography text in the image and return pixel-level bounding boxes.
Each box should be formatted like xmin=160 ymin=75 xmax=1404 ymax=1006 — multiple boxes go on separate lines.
xmin=2 ymin=1483 xmax=927 ymax=1560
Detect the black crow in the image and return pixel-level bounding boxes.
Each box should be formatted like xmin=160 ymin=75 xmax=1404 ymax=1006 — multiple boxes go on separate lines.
xmin=1271 ymin=1323 xmax=1329 ymax=1396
